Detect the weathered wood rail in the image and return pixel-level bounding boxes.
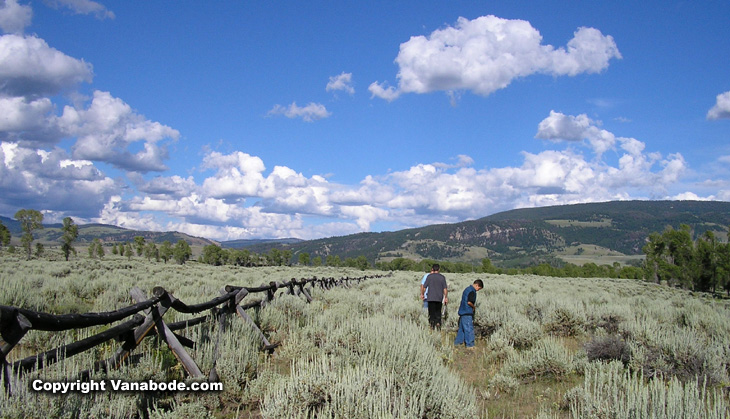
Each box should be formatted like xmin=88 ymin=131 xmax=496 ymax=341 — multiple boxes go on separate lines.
xmin=0 ymin=274 xmax=386 ymax=395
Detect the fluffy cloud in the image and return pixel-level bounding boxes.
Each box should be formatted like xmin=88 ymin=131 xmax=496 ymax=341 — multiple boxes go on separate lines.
xmin=707 ymin=91 xmax=730 ymax=120
xmin=326 ymin=72 xmax=354 ymax=95
xmin=116 ymin=109 xmax=692 ymax=241
xmin=44 ymin=0 xmax=115 ymax=20
xmin=0 ymin=34 xmax=93 ymax=97
xmin=0 ymin=0 xmax=32 ymax=34
xmin=370 ymin=15 xmax=620 ymax=100
xmin=61 ymin=91 xmax=179 ymax=172
xmin=0 ymin=141 xmax=116 ymax=216
xmin=135 ymin=175 xmax=197 ymax=199
xmin=201 ymin=151 xmax=266 ymax=199
xmin=0 ymin=96 xmax=62 ymax=145
xmin=536 ymin=111 xmax=646 ymax=156
xmin=268 ymin=102 xmax=331 ymax=122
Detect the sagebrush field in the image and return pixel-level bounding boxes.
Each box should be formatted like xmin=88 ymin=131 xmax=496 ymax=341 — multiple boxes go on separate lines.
xmin=1 ymin=252 xmax=729 ymax=418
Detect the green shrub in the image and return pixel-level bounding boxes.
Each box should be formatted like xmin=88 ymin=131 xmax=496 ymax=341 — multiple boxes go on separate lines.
xmin=498 ymin=337 xmax=575 ymax=382
xmin=544 ymin=307 xmax=585 ymax=337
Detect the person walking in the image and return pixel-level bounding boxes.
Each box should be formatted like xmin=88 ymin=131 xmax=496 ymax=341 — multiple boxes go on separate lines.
xmin=419 ymin=266 xmax=436 ymax=311
xmin=422 ymin=264 xmax=448 ymax=329
xmin=454 ymin=279 xmax=484 ymax=348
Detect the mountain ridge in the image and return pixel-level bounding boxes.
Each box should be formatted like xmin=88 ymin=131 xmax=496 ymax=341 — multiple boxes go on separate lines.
xmin=2 ymin=200 xmax=729 ymax=266
xmin=242 ymin=200 xmax=730 ymax=266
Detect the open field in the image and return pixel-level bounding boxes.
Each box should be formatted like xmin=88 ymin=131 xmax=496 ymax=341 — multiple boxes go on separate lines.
xmin=545 ymin=219 xmax=613 ymax=228
xmin=1 ymin=253 xmax=729 ymax=418
xmin=555 ymin=245 xmax=645 ymax=267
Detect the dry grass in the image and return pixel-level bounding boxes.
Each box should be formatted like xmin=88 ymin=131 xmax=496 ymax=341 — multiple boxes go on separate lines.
xmin=449 ymin=332 xmax=585 ymax=418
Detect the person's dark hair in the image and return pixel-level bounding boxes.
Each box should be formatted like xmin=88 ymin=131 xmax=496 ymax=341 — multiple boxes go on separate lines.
xmin=432 ymin=263 xmax=440 ymax=272
xmin=474 ymin=279 xmax=484 ymax=288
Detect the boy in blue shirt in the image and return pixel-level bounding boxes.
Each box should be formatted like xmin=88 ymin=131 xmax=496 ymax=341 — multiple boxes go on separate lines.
xmin=454 ymin=279 xmax=484 ymax=348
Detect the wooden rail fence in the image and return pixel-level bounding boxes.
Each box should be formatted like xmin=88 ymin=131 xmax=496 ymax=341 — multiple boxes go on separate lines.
xmin=0 ymin=274 xmax=386 ymax=395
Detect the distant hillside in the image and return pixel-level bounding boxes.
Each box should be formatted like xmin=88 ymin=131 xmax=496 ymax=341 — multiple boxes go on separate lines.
xmin=244 ymin=200 xmax=730 ymax=267
xmin=3 ymin=200 xmax=729 ymax=267
xmin=0 ymin=216 xmax=215 ymax=247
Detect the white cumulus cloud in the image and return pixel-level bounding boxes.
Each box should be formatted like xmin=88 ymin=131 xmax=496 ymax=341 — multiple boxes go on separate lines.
xmin=268 ymin=102 xmax=331 ymax=122
xmin=326 ymin=72 xmax=354 ymax=95
xmin=0 ymin=34 xmax=93 ymax=97
xmin=60 ymin=91 xmax=180 ymax=172
xmin=44 ymin=0 xmax=115 ymax=20
xmin=707 ymin=91 xmax=730 ymax=120
xmin=0 ymin=141 xmax=117 ymax=217
xmin=370 ymin=15 xmax=620 ymax=101
xmin=0 ymin=0 xmax=32 ymax=34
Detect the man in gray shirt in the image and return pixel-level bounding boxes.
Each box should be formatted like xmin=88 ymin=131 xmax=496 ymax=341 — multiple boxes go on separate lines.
xmin=422 ymin=264 xmax=448 ymax=329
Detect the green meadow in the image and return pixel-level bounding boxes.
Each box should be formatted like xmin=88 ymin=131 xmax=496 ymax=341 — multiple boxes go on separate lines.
xmin=1 ymin=252 xmax=729 ymax=418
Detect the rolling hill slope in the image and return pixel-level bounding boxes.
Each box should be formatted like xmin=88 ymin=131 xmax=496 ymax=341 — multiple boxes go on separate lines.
xmin=244 ymin=200 xmax=730 ymax=267
xmin=0 ymin=217 xmax=216 ymax=247
xmin=2 ymin=200 xmax=728 ymax=267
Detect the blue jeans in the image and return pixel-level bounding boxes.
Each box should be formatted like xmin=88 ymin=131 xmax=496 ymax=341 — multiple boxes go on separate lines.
xmin=454 ymin=315 xmax=475 ymax=347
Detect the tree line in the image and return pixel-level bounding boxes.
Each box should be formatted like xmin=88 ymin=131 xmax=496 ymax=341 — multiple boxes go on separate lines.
xmin=198 ymin=244 xmax=370 ymax=270
xmin=643 ymin=224 xmax=730 ymax=294
xmin=2 ymin=209 xmax=728 ymax=294
xmin=0 ymin=209 xmax=194 ymax=264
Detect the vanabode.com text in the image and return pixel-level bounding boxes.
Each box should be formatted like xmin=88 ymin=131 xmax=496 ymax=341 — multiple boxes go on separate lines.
xmin=32 ymin=379 xmax=223 ymax=394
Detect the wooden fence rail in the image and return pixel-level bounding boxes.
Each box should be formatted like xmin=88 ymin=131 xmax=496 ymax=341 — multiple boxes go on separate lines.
xmin=0 ymin=274 xmax=387 ymax=395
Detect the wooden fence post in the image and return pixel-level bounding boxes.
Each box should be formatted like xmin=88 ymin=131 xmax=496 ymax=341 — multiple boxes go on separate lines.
xmin=1 ymin=310 xmax=31 ymax=395
xmin=231 ymin=288 xmax=275 ymax=352
xmin=130 ymin=288 xmax=203 ymax=379
xmin=208 ymin=289 xmax=233 ymax=382
xmin=298 ymin=281 xmax=313 ymax=303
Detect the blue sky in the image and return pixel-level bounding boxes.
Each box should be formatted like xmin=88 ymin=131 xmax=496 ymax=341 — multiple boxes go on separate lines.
xmin=0 ymin=0 xmax=728 ymax=241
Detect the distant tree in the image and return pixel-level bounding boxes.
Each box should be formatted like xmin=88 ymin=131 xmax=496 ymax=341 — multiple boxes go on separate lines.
xmin=144 ymin=241 xmax=159 ymax=261
xmin=202 ymin=244 xmax=224 ymax=266
xmin=312 ymin=256 xmax=322 ymax=267
xmin=354 ymin=255 xmax=369 ymax=270
xmin=695 ymin=230 xmax=719 ymax=292
xmin=664 ymin=225 xmax=695 ymax=288
xmin=159 ymin=240 xmax=173 ymax=263
xmin=282 ymin=249 xmax=293 ymax=266
xmin=642 ymin=232 xmax=667 ymax=283
xmin=298 ymin=252 xmax=310 ymax=266
xmin=15 ymin=209 xmax=43 ymax=260
xmin=35 ymin=242 xmax=44 ymax=257
xmin=124 ymin=243 xmax=134 ymax=260
xmin=111 ymin=243 xmax=118 ymax=255
xmin=326 ymin=254 xmax=341 ymax=267
xmin=134 ymin=236 xmax=146 ymax=257
xmin=173 ymin=239 xmax=192 ymax=264
xmin=89 ymin=238 xmax=105 ymax=258
xmin=60 ymin=217 xmax=79 ymax=261
xmin=481 ymin=258 xmax=495 ymax=274
xmin=0 ymin=220 xmax=10 ymax=251
xmin=267 ymin=248 xmax=282 ymax=266
xmin=719 ymin=238 xmax=730 ymax=296
xmin=240 ymin=249 xmax=252 ymax=266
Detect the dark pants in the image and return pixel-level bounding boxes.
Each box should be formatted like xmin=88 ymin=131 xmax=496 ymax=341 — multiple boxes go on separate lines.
xmin=427 ymin=301 xmax=443 ymax=329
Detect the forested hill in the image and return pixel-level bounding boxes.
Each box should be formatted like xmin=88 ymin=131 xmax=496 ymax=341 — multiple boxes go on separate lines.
xmin=3 ymin=200 xmax=729 ymax=266
xmin=244 ymin=200 xmax=730 ymax=266
xmin=0 ymin=217 xmax=216 ymax=247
